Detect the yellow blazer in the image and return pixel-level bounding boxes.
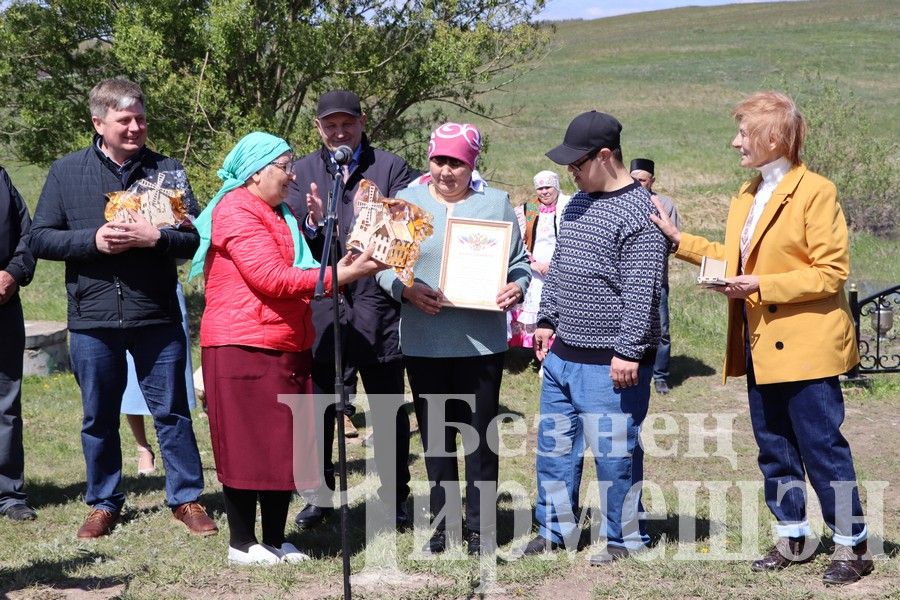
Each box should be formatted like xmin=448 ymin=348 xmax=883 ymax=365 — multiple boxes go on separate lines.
xmin=675 ymin=163 xmax=859 ymax=384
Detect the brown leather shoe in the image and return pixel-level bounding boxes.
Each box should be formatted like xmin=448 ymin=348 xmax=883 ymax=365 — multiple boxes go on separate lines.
xmin=77 ymin=508 xmax=120 ymax=539
xmin=822 ymin=541 xmax=874 ymax=585
xmin=173 ymin=502 xmax=218 ymax=536
xmin=751 ymin=537 xmax=811 ymax=571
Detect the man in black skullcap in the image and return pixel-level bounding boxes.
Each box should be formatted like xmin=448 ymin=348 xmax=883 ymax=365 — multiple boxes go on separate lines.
xmin=630 ymin=158 xmax=682 ymax=395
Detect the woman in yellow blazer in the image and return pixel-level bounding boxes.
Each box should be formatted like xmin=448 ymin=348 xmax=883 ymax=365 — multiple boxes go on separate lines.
xmin=651 ymin=91 xmax=871 ymax=586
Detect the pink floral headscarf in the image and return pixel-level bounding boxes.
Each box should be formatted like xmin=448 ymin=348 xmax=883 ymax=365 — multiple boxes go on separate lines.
xmin=428 ymin=122 xmax=481 ymax=170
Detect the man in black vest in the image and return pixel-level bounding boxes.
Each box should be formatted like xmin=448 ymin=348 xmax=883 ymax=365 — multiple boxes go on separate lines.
xmin=630 ymin=158 xmax=681 ymax=396
xmin=0 ymin=166 xmax=37 ymax=521
xmin=286 ymin=90 xmax=414 ymax=528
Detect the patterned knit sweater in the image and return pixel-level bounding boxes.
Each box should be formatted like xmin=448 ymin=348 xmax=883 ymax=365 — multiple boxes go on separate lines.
xmin=537 ymin=181 xmax=668 ymax=361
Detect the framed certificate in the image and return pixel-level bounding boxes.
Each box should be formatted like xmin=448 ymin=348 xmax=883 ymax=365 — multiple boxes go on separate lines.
xmin=439 ymin=217 xmax=512 ymax=311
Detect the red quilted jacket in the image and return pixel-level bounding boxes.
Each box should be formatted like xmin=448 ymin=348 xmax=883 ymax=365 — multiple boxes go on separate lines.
xmin=200 ymin=187 xmax=332 ymax=351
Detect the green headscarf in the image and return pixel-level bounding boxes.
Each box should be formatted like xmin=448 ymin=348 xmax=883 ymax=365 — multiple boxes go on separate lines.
xmin=188 ymin=131 xmax=319 ymax=281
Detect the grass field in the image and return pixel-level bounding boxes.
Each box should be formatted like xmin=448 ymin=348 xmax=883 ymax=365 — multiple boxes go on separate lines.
xmin=2 ymin=0 xmax=899 ymax=598
xmin=474 ymin=0 xmax=899 ymax=206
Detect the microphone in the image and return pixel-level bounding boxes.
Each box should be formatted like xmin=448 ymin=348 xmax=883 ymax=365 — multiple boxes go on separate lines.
xmin=333 ymin=145 xmax=353 ymax=166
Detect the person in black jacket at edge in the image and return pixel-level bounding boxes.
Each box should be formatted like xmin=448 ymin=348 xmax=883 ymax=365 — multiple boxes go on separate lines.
xmin=286 ymin=90 xmax=415 ymax=529
xmin=0 ymin=166 xmax=37 ymax=522
xmin=29 ymin=78 xmax=217 ymax=539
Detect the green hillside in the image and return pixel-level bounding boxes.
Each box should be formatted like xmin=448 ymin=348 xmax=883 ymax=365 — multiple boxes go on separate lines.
xmin=477 ymin=0 xmax=899 ymax=210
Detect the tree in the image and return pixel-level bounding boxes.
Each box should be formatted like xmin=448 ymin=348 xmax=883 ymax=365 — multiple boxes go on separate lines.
xmin=0 ymin=0 xmax=548 ymax=198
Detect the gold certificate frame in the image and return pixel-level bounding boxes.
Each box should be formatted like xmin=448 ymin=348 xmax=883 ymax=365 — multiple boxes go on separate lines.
xmin=438 ymin=217 xmax=512 ymax=311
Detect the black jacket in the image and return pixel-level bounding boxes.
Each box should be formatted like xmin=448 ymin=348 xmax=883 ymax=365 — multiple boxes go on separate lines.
xmin=0 ymin=167 xmax=35 ymax=290
xmin=285 ymin=136 xmax=415 ymax=365
xmin=29 ymin=140 xmax=199 ymax=330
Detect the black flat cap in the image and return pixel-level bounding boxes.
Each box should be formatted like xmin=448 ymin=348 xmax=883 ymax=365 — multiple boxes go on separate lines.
xmin=317 ymin=90 xmax=362 ymax=118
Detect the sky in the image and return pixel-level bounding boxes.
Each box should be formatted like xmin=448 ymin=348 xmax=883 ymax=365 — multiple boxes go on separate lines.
xmin=537 ymin=0 xmax=799 ymax=21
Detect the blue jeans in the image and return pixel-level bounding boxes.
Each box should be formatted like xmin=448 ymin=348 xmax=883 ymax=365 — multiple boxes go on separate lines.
xmin=535 ymin=352 xmax=651 ymax=549
xmin=653 ymin=284 xmax=670 ymax=382
xmin=122 ymin=282 xmax=196 ymax=414
xmin=69 ymin=324 xmax=204 ymax=512
xmin=746 ymin=358 xmax=867 ymax=546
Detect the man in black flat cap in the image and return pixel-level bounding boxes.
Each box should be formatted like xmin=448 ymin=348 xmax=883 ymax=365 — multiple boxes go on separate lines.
xmin=285 ymin=90 xmax=415 ymax=530
xmin=518 ymin=111 xmax=668 ymax=565
xmin=630 ymin=158 xmax=682 ymax=396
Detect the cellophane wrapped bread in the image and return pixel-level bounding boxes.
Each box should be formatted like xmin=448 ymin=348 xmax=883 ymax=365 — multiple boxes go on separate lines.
xmin=105 ymin=171 xmax=191 ymax=228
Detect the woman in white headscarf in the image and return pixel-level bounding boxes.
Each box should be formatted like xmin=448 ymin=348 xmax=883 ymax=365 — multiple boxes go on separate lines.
xmin=509 ymin=170 xmax=570 ymax=349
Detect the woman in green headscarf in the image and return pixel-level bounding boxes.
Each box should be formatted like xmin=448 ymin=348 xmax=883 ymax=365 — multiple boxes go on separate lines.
xmin=191 ymin=132 xmax=384 ymax=566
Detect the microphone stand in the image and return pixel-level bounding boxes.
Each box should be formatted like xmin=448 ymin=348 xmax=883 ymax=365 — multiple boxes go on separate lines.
xmin=314 ymin=162 xmax=352 ymax=600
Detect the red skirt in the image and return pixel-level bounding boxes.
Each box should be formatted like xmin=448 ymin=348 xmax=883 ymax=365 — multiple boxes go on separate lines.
xmin=202 ymin=345 xmax=318 ymax=491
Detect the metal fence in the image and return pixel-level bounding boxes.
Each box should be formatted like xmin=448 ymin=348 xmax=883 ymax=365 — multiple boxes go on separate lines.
xmin=848 ymin=283 xmax=900 ymax=376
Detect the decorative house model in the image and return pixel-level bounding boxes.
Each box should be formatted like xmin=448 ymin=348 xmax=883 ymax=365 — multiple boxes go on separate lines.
xmin=347 ymin=179 xmax=433 ymax=286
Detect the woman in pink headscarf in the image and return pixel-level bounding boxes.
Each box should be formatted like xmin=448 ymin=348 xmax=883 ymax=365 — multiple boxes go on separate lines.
xmin=376 ymin=122 xmax=531 ymax=556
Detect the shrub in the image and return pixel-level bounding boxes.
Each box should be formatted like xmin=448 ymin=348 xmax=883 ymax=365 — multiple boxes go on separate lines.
xmin=788 ymin=74 xmax=898 ymax=237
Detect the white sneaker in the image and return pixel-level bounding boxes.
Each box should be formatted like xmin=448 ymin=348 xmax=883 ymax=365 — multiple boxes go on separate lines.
xmin=227 ymin=544 xmax=282 ymax=566
xmin=274 ymin=542 xmax=310 ymax=563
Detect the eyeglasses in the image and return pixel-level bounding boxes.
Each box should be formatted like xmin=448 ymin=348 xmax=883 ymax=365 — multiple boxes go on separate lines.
xmin=568 ymin=152 xmax=597 ymax=173
xmin=269 ymin=159 xmax=295 ymax=176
